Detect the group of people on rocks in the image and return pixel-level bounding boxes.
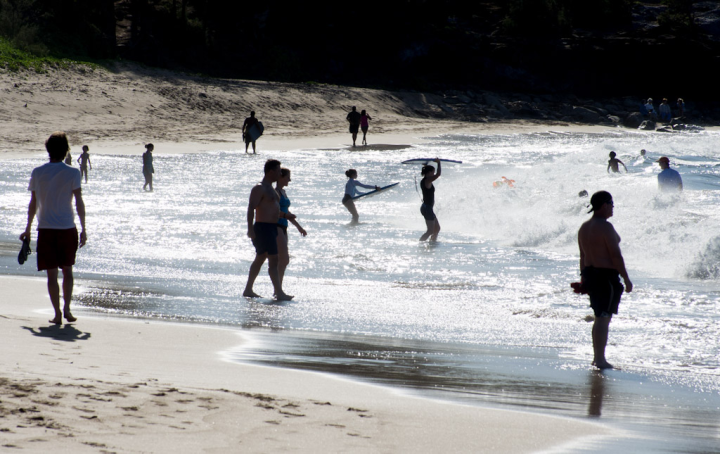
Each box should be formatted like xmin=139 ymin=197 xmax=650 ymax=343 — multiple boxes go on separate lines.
xmin=641 ymin=97 xmax=685 ymax=122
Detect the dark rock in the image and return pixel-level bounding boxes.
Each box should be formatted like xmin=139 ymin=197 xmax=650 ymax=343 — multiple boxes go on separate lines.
xmin=572 ymin=106 xmax=601 ymax=123
xmin=199 ymin=92 xmax=208 ymax=98
xmin=624 ymin=112 xmax=644 ymax=128
xmin=639 ymin=120 xmax=656 ymax=130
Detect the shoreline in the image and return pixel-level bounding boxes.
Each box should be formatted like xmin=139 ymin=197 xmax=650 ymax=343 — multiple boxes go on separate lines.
xmin=0 ymin=275 xmax=609 ymax=452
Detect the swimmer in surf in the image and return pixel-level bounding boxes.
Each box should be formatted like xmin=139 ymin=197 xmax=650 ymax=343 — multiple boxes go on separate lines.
xmin=419 ymin=158 xmax=441 ymax=242
xmin=607 ymin=151 xmax=627 ymax=174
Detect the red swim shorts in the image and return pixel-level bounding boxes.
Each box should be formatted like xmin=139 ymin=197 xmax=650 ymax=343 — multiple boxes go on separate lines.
xmin=36 ymin=228 xmax=78 ymax=271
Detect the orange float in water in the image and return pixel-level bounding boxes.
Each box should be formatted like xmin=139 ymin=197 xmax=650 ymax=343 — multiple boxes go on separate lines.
xmin=493 ymin=176 xmax=515 ymax=188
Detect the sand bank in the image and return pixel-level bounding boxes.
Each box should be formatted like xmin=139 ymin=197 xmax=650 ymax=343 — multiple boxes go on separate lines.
xmin=0 ymin=275 xmax=609 ymax=452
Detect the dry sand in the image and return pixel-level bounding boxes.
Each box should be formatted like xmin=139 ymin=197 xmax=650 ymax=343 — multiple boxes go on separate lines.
xmin=1 ymin=63 xmax=618 ymax=160
xmin=0 ymin=276 xmax=610 ymax=452
xmin=1 ymin=64 xmax=616 ymax=452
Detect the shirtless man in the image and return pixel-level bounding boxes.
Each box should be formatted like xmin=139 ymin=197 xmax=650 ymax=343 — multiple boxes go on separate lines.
xmin=577 ymin=191 xmax=632 ymax=369
xmin=243 ymin=159 xmax=296 ymax=300
xmin=607 ymin=151 xmax=627 ymax=173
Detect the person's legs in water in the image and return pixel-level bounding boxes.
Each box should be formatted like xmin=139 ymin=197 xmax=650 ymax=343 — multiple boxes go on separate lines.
xmin=267 ymin=254 xmax=292 ymax=300
xmin=276 ymin=227 xmax=289 ymax=287
xmin=251 ymin=140 xmax=257 ymax=154
xmin=343 ymin=198 xmax=360 ymax=224
xmin=592 ymin=315 xmax=613 ymax=369
xmin=243 ymin=253 xmax=267 ymax=297
xmin=420 ymin=219 xmax=436 ymax=241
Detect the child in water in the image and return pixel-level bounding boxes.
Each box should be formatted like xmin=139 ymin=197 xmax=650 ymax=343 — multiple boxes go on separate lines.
xmin=342 ymin=169 xmax=379 ymax=224
xmin=607 ymin=151 xmax=627 ymax=173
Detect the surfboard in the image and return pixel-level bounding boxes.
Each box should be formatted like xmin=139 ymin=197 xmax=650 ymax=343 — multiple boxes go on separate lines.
xmin=401 ymin=158 xmax=463 ymax=165
xmin=351 ymin=182 xmax=399 ymax=201
xmin=246 ymin=122 xmax=264 ymax=142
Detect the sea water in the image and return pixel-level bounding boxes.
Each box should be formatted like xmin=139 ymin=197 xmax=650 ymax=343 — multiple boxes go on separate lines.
xmin=1 ymin=129 xmax=719 ymax=451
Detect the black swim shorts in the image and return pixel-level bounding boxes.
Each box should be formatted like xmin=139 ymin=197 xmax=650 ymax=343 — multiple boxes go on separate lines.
xmin=37 ymin=228 xmax=78 ymax=271
xmin=252 ymin=222 xmax=278 ymax=255
xmin=349 ymin=124 xmax=360 ymax=134
xmin=582 ymin=267 xmax=623 ymax=317
xmin=420 ymin=203 xmax=436 ymax=221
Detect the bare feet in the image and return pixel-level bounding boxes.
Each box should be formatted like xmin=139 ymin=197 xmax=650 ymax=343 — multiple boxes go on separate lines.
xmin=64 ymin=311 xmax=77 ymax=322
xmin=592 ymin=360 xmax=614 ymax=370
xmin=49 ymin=315 xmax=62 ymax=325
xmin=243 ymin=290 xmax=261 ymax=298
xmin=275 ymin=293 xmax=294 ymax=301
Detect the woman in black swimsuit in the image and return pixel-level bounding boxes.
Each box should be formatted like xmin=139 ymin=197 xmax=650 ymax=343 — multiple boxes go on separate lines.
xmin=419 ymin=158 xmax=441 ymax=242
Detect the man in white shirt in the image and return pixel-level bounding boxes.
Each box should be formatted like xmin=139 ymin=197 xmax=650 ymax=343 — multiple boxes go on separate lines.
xmin=20 ymin=132 xmax=87 ymax=324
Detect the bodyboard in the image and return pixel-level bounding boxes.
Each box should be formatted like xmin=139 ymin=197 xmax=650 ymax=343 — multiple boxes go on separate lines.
xmin=247 ymin=122 xmax=264 ymax=142
xmin=352 ymin=182 xmax=400 ymax=201
xmin=401 ymin=158 xmax=463 ymax=165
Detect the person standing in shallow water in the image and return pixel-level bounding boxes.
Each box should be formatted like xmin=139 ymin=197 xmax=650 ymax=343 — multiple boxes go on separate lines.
xmin=342 ymin=169 xmax=379 ymax=224
xmin=419 ymin=159 xmax=441 ymax=242
xmin=142 ymin=144 xmax=154 ymax=191
xmin=577 ymin=191 xmax=632 ymax=369
xmin=275 ymin=168 xmax=307 ymax=289
xmin=77 ymin=145 xmax=92 ymax=183
xmin=360 ymin=110 xmax=372 ymax=145
xmin=20 ymin=131 xmax=87 ymax=324
xmin=346 ymin=106 xmax=361 ymax=147
xmin=243 ymin=159 xmax=295 ymax=301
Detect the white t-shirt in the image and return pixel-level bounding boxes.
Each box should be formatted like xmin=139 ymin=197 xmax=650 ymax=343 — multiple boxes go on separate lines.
xmin=28 ymin=162 xmax=82 ymax=229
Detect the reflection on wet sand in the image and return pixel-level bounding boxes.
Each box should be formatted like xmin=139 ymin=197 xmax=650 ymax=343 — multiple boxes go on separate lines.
xmin=230 ymin=329 xmax=720 ymax=454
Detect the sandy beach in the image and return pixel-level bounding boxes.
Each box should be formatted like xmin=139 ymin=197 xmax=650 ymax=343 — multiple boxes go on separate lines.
xmin=3 ymin=64 xmax=720 ymax=453
xmin=0 ymin=276 xmax=608 ymax=452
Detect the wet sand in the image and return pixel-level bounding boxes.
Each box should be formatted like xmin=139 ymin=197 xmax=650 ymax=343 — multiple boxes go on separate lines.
xmin=0 ymin=275 xmax=608 ymax=452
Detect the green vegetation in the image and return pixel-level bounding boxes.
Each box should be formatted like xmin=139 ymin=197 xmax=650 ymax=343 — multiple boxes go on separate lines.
xmin=0 ymin=37 xmax=96 ymax=72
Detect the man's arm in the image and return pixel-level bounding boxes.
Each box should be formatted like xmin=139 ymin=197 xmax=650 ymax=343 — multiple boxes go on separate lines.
xmin=605 ymin=227 xmax=632 ymax=292
xmin=73 ymin=188 xmax=87 ymax=247
xmin=246 ymin=186 xmax=262 ymax=239
xmin=620 ymin=160 xmax=628 ymax=172
xmin=19 ymin=192 xmax=37 ymax=241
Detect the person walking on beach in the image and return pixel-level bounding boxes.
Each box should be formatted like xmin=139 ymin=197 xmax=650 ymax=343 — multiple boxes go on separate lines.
xmin=276 ymin=168 xmax=307 ymax=288
xmin=243 ymin=159 xmax=295 ymax=301
xmin=20 ymin=131 xmax=87 ymax=325
xmin=419 ymin=159 xmax=442 ymax=242
xmin=607 ymin=151 xmax=627 ymax=173
xmin=577 ymin=191 xmax=632 ymax=369
xmin=64 ymin=150 xmax=72 ymax=166
xmin=342 ymin=169 xmax=379 ymax=224
xmin=77 ymin=145 xmax=92 ymax=183
xmin=360 ymin=110 xmax=372 ymax=146
xmin=142 ymin=143 xmax=154 ymax=191
xmin=656 ymin=157 xmax=683 ymax=192
xmin=346 ymin=106 xmax=361 ymax=147
xmin=677 ymin=98 xmax=685 ymax=117
xmin=242 ymin=111 xmax=260 ymax=154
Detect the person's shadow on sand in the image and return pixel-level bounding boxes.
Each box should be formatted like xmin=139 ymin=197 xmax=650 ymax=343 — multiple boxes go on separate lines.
xmin=22 ymin=324 xmax=91 ymax=342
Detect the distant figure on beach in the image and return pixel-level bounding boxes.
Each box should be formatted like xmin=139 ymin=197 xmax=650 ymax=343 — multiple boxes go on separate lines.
xmin=20 ymin=131 xmax=87 ymax=325
xmin=577 ymin=191 xmax=632 ymax=369
xmin=64 ymin=150 xmax=72 ymax=165
xmin=142 ymin=143 xmax=154 ymax=191
xmin=677 ymin=98 xmax=685 ymax=117
xmin=644 ymin=98 xmax=655 ymax=118
xmin=640 ymin=149 xmax=646 ymax=157
xmin=659 ymin=98 xmax=672 ymax=122
xmin=346 ymin=106 xmax=361 ymax=147
xmin=607 ymin=151 xmax=627 ymax=174
xmin=77 ymin=145 xmax=92 ymax=183
xmin=342 ymin=169 xmax=379 ymax=224
xmin=656 ymin=157 xmax=683 ymax=192
xmin=243 ymin=111 xmax=260 ymax=154
xmin=360 ymin=110 xmax=372 ymax=146
xmin=243 ymin=159 xmax=295 ymax=301
xmin=420 ymin=159 xmax=442 ymax=242
xmin=276 ymin=168 xmax=307 ymax=288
